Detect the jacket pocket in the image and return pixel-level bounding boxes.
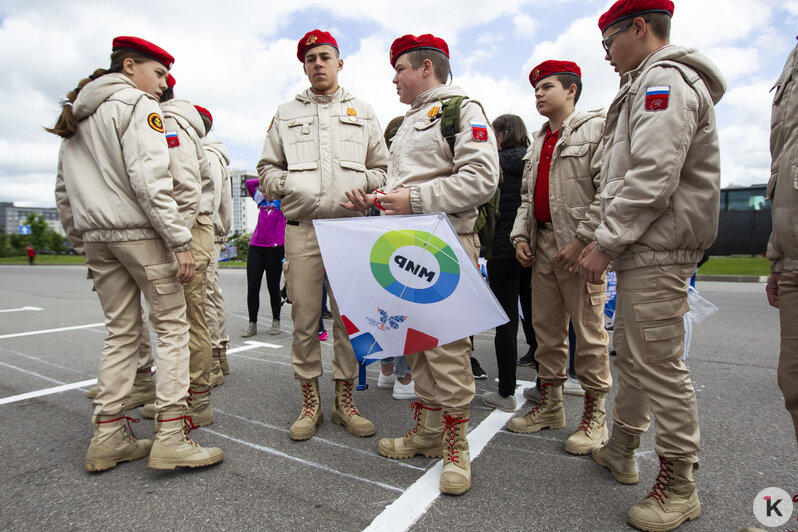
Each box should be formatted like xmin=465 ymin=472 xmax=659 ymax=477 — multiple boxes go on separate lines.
xmin=338 ymin=116 xmax=365 ymax=142
xmin=287 ymin=161 xmax=319 ymax=171
xmin=560 ymin=143 xmax=589 ymax=158
xmin=339 ymin=160 xmax=366 ymax=172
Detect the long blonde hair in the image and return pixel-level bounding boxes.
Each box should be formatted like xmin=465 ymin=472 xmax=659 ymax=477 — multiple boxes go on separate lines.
xmin=46 ymin=50 xmax=150 ymax=139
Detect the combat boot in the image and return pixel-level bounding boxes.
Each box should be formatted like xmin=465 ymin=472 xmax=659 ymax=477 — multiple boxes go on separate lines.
xmin=210 ymin=349 xmax=224 ymax=388
xmin=626 ymin=457 xmax=701 ymax=531
xmin=439 ymin=412 xmax=470 ymax=495
xmin=565 ymin=390 xmax=608 ymax=455
xmin=86 ymin=386 xmax=98 ymax=399
xmin=219 ymin=342 xmax=231 ymax=375
xmin=127 ymin=368 xmax=156 ymax=409
xmin=289 ymin=379 xmax=323 ymax=441
xmin=85 ymin=411 xmax=152 ymax=472
xmin=147 ymin=407 xmax=223 ymax=470
xmin=506 ymin=379 xmax=565 ymax=434
xmin=378 ymin=402 xmax=443 ymax=459
xmin=140 ymin=403 xmax=156 ymax=419
xmin=187 ymin=388 xmax=213 ymax=426
xmin=591 ymin=429 xmax=640 ymax=484
xmin=332 ymin=379 xmax=376 ymax=437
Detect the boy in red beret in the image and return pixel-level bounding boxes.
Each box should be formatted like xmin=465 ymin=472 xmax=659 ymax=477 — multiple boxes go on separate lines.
xmin=579 ymin=1 xmax=726 ymax=530
xmin=343 ymin=33 xmax=500 ymax=495
xmin=257 ymin=30 xmax=388 ymax=441
xmin=506 ymin=61 xmax=611 ymax=457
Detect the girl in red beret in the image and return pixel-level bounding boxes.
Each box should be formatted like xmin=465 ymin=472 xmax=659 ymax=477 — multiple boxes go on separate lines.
xmin=49 ymin=36 xmax=223 ymax=472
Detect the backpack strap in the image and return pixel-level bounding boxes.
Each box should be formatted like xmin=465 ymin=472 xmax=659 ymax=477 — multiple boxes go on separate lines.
xmin=440 ymin=95 xmax=466 ymax=157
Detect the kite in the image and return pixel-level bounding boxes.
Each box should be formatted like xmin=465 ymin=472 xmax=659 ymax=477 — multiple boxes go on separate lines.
xmin=314 ymin=212 xmax=509 ymax=388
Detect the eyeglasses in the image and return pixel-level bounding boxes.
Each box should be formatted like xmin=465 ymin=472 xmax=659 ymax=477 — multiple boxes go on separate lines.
xmin=601 ymin=21 xmax=634 ymax=53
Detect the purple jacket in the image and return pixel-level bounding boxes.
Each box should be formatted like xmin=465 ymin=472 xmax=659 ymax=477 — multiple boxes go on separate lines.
xmin=246 ymin=179 xmax=286 ymax=247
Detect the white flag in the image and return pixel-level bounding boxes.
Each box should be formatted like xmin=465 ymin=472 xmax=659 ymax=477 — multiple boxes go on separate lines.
xmin=313 ymin=212 xmax=508 ymax=362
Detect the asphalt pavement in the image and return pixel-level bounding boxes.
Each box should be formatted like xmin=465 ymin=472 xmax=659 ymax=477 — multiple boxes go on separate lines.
xmin=0 ymin=264 xmax=795 ymax=531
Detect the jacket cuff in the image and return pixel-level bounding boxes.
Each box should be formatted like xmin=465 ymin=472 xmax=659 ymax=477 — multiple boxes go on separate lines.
xmin=171 ymin=241 xmax=192 ymax=253
xmin=510 ymin=236 xmax=528 ymax=247
xmin=770 ymin=259 xmax=784 ymax=274
xmin=408 ymin=186 xmax=424 ymax=214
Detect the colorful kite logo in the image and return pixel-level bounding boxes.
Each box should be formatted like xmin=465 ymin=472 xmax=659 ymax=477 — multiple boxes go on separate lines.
xmin=369 ymin=230 xmax=460 ymax=304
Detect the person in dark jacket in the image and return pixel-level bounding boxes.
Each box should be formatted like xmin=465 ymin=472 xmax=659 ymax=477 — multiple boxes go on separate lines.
xmin=481 ymin=114 xmax=536 ymax=412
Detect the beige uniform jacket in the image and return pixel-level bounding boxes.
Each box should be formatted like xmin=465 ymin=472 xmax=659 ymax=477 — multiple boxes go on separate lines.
xmin=54 ymin=73 xmax=191 ymax=253
xmin=162 ymin=99 xmax=214 ymax=229
xmin=203 ymin=138 xmax=232 ymax=242
xmin=386 ymin=84 xmax=500 ymax=234
xmin=594 ymin=45 xmax=726 ymax=271
xmin=767 ymin=38 xmax=798 ymax=274
xmin=257 ymin=87 xmax=388 ymax=222
xmin=510 ymin=109 xmax=605 ymax=252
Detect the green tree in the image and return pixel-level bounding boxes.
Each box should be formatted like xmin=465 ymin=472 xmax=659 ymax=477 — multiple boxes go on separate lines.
xmin=231 ymin=233 xmax=251 ymax=262
xmin=48 ymin=231 xmax=67 ymax=253
xmin=9 ymin=233 xmax=28 ymax=255
xmin=0 ymin=232 xmax=8 ymax=257
xmin=26 ymin=213 xmax=49 ymax=250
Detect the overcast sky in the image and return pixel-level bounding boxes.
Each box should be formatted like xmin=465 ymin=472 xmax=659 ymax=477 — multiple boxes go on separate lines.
xmin=1 ymin=0 xmax=796 ymax=208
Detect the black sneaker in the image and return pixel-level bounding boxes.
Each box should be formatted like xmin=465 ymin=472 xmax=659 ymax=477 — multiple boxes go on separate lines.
xmin=517 ymin=347 xmax=535 ymax=367
xmin=470 ymin=357 xmax=487 ymax=379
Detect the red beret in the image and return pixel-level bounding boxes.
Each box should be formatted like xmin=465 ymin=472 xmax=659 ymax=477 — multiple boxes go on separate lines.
xmin=112 ymin=36 xmax=174 ymax=69
xmin=598 ymin=0 xmax=674 ymax=32
xmin=166 ymin=73 xmax=176 ymax=88
xmin=390 ymin=34 xmax=449 ymax=67
xmin=529 ymin=60 xmax=581 ymax=88
xmin=194 ymin=105 xmax=213 ymax=124
xmin=297 ymin=30 xmax=338 ymax=62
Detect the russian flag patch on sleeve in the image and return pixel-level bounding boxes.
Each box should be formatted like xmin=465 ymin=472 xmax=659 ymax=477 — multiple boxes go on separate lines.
xmin=645 ymin=86 xmax=670 ymax=112
xmin=470 ymin=121 xmax=488 ymax=142
xmin=165 ymin=131 xmax=180 ymax=148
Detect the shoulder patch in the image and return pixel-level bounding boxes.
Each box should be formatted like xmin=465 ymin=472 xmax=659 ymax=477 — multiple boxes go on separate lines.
xmin=148 ymin=113 xmax=164 ymax=133
xmin=165 ymin=131 xmax=180 ymax=148
xmin=470 ymin=120 xmax=488 ymax=142
xmin=645 ymin=86 xmax=670 ymax=112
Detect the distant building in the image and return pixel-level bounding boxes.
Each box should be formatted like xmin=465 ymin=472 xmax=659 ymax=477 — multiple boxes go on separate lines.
xmin=230 ymin=169 xmax=260 ymax=237
xmin=1 ymin=202 xmax=65 ymax=235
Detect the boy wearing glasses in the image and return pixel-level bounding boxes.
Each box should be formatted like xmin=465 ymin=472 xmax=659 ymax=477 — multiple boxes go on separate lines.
xmin=579 ymin=1 xmax=726 ymax=530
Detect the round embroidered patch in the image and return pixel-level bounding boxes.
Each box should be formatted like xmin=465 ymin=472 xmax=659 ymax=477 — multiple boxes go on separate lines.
xmin=148 ymin=113 xmax=164 ymax=133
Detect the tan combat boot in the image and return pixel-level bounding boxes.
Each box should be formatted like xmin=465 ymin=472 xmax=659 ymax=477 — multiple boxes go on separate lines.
xmin=506 ymin=379 xmax=565 ymax=434
xmin=439 ymin=412 xmax=470 ymax=495
xmin=187 ymin=388 xmax=213 ymax=426
xmin=591 ymin=429 xmax=640 ymax=484
xmin=210 ymin=349 xmax=224 ymax=388
xmin=127 ymin=368 xmax=156 ymax=409
xmin=627 ymin=457 xmax=701 ymax=531
xmin=85 ymin=411 xmax=152 ymax=472
xmin=378 ymin=402 xmax=444 ymax=459
xmin=219 ymin=342 xmax=231 ymax=375
xmin=147 ymin=407 xmax=224 ymax=470
xmin=332 ymin=379 xmax=376 ymax=437
xmin=86 ymin=386 xmax=98 ymax=399
xmin=289 ymin=379 xmax=323 ymax=441
xmin=565 ymin=390 xmax=608 ymax=455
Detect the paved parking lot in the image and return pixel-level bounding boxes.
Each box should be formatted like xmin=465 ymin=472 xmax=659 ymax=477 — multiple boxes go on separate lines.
xmin=0 ymin=264 xmax=795 ymax=531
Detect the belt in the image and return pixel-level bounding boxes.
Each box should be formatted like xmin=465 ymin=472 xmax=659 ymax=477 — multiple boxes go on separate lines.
xmin=286 ymin=220 xmax=300 ymax=226
xmin=537 ymin=221 xmax=554 ymax=230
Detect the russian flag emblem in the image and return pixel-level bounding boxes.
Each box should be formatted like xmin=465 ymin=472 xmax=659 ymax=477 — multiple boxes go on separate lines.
xmin=645 ymin=86 xmax=670 ymax=112
xmin=165 ymin=131 xmax=180 ymax=148
xmin=470 ymin=121 xmax=488 ymax=142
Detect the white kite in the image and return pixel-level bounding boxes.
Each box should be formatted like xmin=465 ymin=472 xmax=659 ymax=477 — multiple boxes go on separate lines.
xmin=314 ymin=212 xmax=508 ymax=376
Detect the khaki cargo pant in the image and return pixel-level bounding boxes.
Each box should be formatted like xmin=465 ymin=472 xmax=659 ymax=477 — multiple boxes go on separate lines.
xmin=284 ymin=222 xmax=357 ymax=381
xmin=531 ymin=228 xmax=611 ymax=392
xmin=186 ymin=217 xmax=214 ymax=395
xmin=205 ymin=241 xmax=229 ymax=350
xmin=90 ymin=269 xmax=154 ymax=370
xmin=612 ymin=263 xmax=700 ymax=462
xmin=85 ymin=238 xmax=190 ymax=415
xmin=406 ymin=233 xmax=480 ymax=417
xmin=778 ymin=270 xmax=798 ymax=445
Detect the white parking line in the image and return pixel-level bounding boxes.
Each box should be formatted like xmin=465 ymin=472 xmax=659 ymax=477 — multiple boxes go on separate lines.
xmin=0 ymin=306 xmax=43 ymax=313
xmin=227 ymin=340 xmax=280 ymax=352
xmin=0 ymin=322 xmax=105 ymax=340
xmin=0 ymin=364 xmax=96 ymax=406
xmin=204 ymin=428 xmax=404 ymax=493
xmin=364 ymin=381 xmax=534 ymax=532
